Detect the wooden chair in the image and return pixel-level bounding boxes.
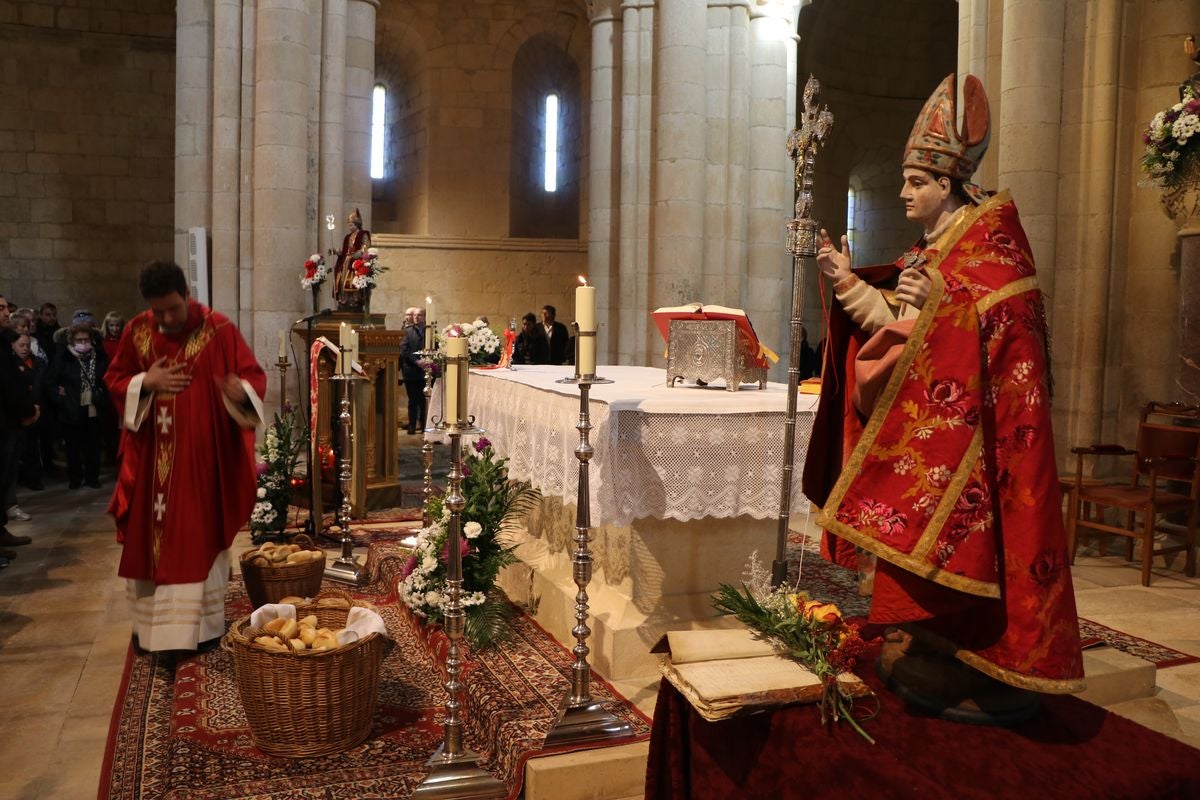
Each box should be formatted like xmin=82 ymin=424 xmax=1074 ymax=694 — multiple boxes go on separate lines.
xmin=1066 ymin=402 xmax=1200 ymax=586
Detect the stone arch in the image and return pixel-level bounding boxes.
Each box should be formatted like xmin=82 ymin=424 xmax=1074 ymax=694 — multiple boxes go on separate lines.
xmin=373 ymin=18 xmax=430 ymax=234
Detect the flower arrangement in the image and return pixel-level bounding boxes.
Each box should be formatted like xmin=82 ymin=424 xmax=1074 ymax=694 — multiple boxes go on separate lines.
xmin=398 ymin=437 xmax=540 ymax=647
xmin=1140 ymin=84 xmax=1200 ymax=190
xmin=349 ymin=248 xmax=388 ymax=290
xmin=439 ymin=320 xmax=502 ymax=365
xmin=249 ymin=402 xmax=307 ymax=543
xmin=300 ymin=253 xmax=328 ymax=290
xmin=711 ymin=552 xmax=879 ymax=743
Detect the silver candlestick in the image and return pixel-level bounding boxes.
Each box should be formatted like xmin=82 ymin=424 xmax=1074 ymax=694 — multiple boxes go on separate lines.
xmin=324 ymin=371 xmax=366 ymax=586
xmin=413 ymin=352 xmax=503 ymax=799
xmin=544 ymin=370 xmax=633 ymax=746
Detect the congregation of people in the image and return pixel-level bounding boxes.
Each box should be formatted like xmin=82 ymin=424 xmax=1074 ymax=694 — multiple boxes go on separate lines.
xmin=0 ymin=293 xmax=125 ymax=569
xmin=396 ymin=303 xmax=575 ymax=434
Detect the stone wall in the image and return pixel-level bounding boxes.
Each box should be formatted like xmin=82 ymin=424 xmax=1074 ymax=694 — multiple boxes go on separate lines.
xmin=369 ymin=235 xmax=586 ymax=339
xmin=0 ymin=1 xmax=175 ymax=321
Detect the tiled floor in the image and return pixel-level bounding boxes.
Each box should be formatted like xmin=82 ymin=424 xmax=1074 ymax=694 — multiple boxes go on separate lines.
xmin=0 ymin=483 xmax=1197 ymax=798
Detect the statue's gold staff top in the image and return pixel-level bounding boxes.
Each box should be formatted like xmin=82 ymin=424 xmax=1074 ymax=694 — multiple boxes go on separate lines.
xmin=786 ymin=75 xmax=834 ymax=259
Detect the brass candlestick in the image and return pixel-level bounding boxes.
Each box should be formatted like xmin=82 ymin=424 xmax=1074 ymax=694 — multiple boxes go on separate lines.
xmin=774 ymin=75 xmax=834 ymax=587
xmin=276 ymin=354 xmax=289 ymax=406
xmin=419 ymin=348 xmax=437 ymax=528
xmin=324 ymin=371 xmax=366 ymax=586
xmin=413 ymin=353 xmax=503 ymax=799
xmin=544 ymin=371 xmax=633 ymax=746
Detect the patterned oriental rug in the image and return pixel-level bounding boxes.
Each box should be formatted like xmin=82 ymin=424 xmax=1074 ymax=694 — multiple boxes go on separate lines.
xmin=99 ymin=551 xmax=650 ymax=800
xmin=786 ymin=529 xmax=1200 ymax=670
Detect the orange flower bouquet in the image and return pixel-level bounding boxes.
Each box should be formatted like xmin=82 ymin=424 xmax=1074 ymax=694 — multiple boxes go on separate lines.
xmin=713 ymin=565 xmax=878 ymax=742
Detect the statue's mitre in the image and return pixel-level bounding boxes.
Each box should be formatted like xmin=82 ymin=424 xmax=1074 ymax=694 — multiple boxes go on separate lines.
xmin=903 ymin=73 xmax=990 ymax=199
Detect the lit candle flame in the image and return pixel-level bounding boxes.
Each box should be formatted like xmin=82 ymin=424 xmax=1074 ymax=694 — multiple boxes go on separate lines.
xmin=578 ymin=275 xmax=587 ymax=286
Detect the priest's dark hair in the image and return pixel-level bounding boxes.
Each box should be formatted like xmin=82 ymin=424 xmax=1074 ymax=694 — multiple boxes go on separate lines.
xmin=138 ymin=260 xmax=189 ymax=300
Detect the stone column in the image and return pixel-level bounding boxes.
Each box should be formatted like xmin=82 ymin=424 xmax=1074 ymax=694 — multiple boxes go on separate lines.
xmin=997 ymin=0 xmax=1066 ymax=303
xmin=344 ymin=0 xmax=378 ymax=225
xmin=702 ymin=1 xmax=750 ymax=306
xmin=211 ymin=0 xmax=243 ymax=318
xmin=175 ymin=3 xmax=213 ymax=272
xmin=650 ymin=0 xmax=707 ymax=363
xmin=1177 ymin=223 xmax=1200 ymax=403
xmin=1121 ymin=2 xmax=1200 ymax=431
xmin=320 ymin=0 xmax=348 ymax=267
xmin=746 ymin=7 xmax=791 ymax=378
xmin=589 ymin=0 xmax=621 ymax=362
xmin=1049 ymin=0 xmax=1125 ymax=458
xmin=616 ymin=0 xmax=655 ymax=365
xmin=251 ymin=0 xmax=311 ymax=398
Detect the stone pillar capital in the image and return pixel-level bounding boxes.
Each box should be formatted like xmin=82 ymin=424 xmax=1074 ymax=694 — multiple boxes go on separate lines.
xmin=588 ymin=0 xmax=621 ymax=24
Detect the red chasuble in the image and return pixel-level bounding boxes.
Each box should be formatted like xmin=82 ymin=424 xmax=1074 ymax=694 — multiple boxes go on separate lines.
xmin=811 ymin=191 xmax=1084 ymax=693
xmin=106 ymin=301 xmax=266 ymax=585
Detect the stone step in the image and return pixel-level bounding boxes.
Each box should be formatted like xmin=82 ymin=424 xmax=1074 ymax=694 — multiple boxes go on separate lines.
xmin=523 ymin=741 xmax=649 ymax=800
xmin=1076 ymin=646 xmax=1157 ymax=707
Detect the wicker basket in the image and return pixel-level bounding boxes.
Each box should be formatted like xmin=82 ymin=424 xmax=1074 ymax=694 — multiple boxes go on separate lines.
xmin=239 ymin=533 xmax=327 ymax=609
xmin=221 ymin=589 xmax=386 ymax=757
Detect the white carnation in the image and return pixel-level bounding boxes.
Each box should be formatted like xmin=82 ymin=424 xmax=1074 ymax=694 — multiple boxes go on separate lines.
xmin=257 ymin=487 xmax=267 ymax=499
xmin=464 ymin=521 xmax=482 ymax=539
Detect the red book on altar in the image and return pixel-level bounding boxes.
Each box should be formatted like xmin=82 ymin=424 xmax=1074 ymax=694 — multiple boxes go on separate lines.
xmin=651 ymin=303 xmax=777 ymax=366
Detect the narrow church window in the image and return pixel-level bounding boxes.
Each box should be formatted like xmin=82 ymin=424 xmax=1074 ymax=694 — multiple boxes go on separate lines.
xmin=544 ymin=93 xmax=559 ymax=192
xmin=845 ymin=187 xmax=857 ymax=253
xmin=370 ymin=84 xmax=386 ymax=180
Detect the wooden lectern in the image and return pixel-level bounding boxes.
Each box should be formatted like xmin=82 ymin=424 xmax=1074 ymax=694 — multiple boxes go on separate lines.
xmin=294 ymin=311 xmax=405 ymax=526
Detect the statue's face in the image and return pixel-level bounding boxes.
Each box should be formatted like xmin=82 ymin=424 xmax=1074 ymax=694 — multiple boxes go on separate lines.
xmin=900 ymin=168 xmax=952 ymax=229
xmin=347 ymin=213 xmax=360 ymax=231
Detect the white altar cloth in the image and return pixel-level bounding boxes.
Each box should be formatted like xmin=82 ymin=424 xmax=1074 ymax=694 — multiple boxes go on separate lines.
xmin=427 ymin=365 xmax=816 ymax=527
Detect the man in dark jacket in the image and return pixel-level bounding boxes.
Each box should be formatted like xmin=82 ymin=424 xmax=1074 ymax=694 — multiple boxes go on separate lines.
xmin=400 ymin=307 xmax=429 ymax=434
xmin=541 ymin=305 xmax=571 ymax=365
xmin=0 ymin=327 xmax=39 ymax=563
xmin=514 ymin=312 xmax=550 ymax=365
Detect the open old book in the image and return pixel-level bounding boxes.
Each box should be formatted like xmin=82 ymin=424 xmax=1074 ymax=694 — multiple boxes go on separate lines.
xmin=654 ymin=627 xmax=870 ymax=722
xmin=651 ymin=303 xmax=779 ymax=366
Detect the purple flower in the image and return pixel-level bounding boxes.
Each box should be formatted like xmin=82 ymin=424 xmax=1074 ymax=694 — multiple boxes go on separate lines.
xmin=281 ymin=400 xmax=294 ymax=413
xmin=461 ymin=464 xmax=472 ymax=477
xmin=400 ymin=554 xmax=418 ymax=579
xmin=440 ymin=537 xmax=470 ymax=563
xmin=473 ymin=437 xmax=491 ymax=453
xmin=256 ymin=461 xmax=270 ymax=476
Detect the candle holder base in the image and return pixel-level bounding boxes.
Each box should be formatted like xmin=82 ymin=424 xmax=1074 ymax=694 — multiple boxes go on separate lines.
xmin=411 ymin=744 xmax=506 ymax=799
xmin=324 ymin=555 xmax=367 ymax=586
xmin=544 ymin=695 xmax=635 ymax=747
xmin=555 ymin=375 xmax=614 ymax=386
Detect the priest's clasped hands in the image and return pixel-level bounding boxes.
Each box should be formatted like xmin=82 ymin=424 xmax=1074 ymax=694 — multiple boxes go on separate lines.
xmin=144 ymin=356 xmax=248 ymax=405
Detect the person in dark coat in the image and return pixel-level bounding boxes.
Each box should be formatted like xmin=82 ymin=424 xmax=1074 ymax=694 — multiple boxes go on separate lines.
xmin=0 ymin=327 xmax=39 ymax=563
xmin=541 ymin=305 xmax=571 ymax=365
xmin=12 ymin=333 xmax=45 ymax=492
xmin=46 ymin=323 xmax=109 ymax=489
xmin=513 ymin=312 xmax=550 ymax=365
xmin=400 ymin=307 xmax=429 ymax=434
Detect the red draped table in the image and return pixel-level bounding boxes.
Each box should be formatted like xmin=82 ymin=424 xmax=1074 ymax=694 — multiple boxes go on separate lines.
xmin=645 ymin=649 xmax=1199 ymax=800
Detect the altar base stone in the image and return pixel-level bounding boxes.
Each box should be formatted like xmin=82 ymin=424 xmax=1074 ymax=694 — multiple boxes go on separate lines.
xmin=498 ymin=499 xmax=777 ymax=681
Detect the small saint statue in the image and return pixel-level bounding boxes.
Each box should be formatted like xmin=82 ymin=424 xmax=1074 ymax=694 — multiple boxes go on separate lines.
xmin=333 ymin=208 xmax=372 ymax=311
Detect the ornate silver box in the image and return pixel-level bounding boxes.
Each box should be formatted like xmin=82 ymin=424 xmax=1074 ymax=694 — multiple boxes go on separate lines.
xmin=666 ymin=319 xmax=766 ymax=391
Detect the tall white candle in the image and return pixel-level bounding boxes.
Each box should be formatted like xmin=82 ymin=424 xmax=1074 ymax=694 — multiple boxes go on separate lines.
xmin=278 ymin=330 xmax=287 ymax=361
xmin=576 ymin=281 xmax=597 ymax=375
xmin=445 ymin=336 xmax=467 ymax=425
xmin=339 ymin=322 xmax=350 ymax=374
xmin=349 ymin=328 xmax=359 ymax=372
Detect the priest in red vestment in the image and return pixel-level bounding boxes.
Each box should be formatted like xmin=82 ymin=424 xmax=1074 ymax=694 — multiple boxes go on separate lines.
xmin=803 ymin=74 xmax=1085 ymax=712
xmin=106 ymin=261 xmax=266 ymax=652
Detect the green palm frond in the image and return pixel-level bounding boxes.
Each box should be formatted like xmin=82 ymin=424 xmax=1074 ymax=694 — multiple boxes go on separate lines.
xmin=464 ymin=590 xmax=517 ymax=649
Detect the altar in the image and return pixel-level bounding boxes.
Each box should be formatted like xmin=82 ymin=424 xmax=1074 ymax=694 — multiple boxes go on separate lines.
xmin=428 ymin=365 xmax=816 ymax=681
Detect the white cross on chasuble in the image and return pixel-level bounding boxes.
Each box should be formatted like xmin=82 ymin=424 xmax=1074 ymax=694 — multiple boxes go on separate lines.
xmin=154 ymin=493 xmax=166 ymax=521
xmin=157 ymin=406 xmax=173 ymax=434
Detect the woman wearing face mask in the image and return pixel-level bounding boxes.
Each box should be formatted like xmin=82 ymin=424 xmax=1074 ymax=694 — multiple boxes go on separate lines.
xmin=47 ymin=324 xmax=109 ymax=489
